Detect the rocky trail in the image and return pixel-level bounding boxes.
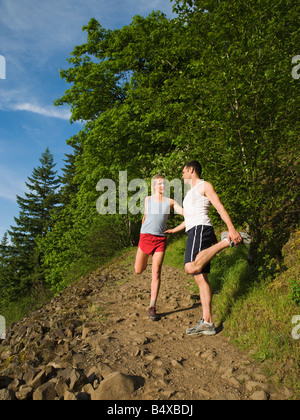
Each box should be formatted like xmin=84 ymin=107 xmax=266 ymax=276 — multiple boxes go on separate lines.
xmin=0 ymin=250 xmax=291 ymax=400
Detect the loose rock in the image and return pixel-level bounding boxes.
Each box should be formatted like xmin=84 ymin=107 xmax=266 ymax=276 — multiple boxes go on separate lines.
xmin=91 ymin=372 xmax=137 ymax=400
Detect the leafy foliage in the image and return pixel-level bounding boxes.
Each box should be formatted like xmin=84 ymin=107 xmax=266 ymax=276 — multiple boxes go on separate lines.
xmin=1 ymin=0 xmax=299 ymax=299
xmin=0 ymin=149 xmax=60 ymax=305
xmin=47 ymin=1 xmax=299 ymax=291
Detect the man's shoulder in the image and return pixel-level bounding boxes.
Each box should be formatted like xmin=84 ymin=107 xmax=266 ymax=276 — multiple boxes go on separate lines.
xmin=197 ymin=181 xmax=215 ymax=197
xmin=195 ymin=180 xmax=211 ymax=190
xmin=202 ymin=181 xmax=214 ymax=191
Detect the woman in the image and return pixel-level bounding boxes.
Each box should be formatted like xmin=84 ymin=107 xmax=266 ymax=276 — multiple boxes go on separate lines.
xmin=135 ymin=175 xmax=183 ymax=321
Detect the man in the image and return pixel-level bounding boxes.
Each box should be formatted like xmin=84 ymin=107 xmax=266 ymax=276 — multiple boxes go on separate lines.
xmin=165 ymin=161 xmax=251 ymax=336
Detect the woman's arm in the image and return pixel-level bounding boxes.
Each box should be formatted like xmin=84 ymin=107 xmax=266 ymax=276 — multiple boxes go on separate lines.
xmin=165 ymin=221 xmax=186 ymax=234
xmin=169 ymin=198 xmax=184 ymax=216
xmin=142 ymin=196 xmax=150 ymax=225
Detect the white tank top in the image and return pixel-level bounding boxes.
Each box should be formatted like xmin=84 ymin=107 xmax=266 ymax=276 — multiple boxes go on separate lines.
xmin=183 ymin=181 xmax=212 ymax=231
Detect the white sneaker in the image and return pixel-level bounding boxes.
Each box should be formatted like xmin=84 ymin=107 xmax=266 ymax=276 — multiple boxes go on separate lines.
xmin=221 ymin=231 xmax=252 ymax=246
xmin=186 ymin=318 xmax=216 ymax=336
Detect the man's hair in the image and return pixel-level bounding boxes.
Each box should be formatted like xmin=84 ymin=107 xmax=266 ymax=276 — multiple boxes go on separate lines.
xmin=184 ymin=161 xmax=202 ymax=178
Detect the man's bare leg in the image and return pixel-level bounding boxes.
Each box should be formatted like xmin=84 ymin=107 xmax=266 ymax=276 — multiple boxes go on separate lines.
xmin=194 ymin=273 xmax=212 ymax=323
xmin=185 ymin=240 xmax=229 ymax=275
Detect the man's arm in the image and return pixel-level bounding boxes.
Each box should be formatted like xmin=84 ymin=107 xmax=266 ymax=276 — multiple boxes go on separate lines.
xmin=203 ymin=182 xmax=241 ymax=245
xmin=166 ymin=199 xmax=185 ymax=233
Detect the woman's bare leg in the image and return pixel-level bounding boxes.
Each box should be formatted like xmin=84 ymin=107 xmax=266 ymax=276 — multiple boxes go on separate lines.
xmin=134 ymin=247 xmax=149 ymax=274
xmin=150 ymin=251 xmax=165 ymax=305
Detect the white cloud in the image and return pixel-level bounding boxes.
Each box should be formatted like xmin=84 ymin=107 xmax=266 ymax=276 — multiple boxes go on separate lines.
xmin=13 ymin=103 xmax=71 ymax=120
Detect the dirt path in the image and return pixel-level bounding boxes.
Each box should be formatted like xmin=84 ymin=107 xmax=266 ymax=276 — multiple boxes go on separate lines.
xmin=0 ymin=250 xmax=289 ymax=400
xmin=85 ymin=251 xmax=284 ymax=400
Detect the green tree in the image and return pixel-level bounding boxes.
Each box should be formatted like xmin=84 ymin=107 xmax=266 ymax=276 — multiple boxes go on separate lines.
xmin=58 ymin=137 xmax=82 ymax=207
xmin=44 ymin=1 xmax=299 ymax=291
xmin=0 ymin=232 xmax=10 ymax=266
xmin=171 ymin=0 xmax=300 ymax=263
xmin=9 ymin=148 xmax=60 ymax=249
xmin=7 ymin=148 xmax=60 ymax=293
xmin=42 ymin=12 xmax=182 ymax=291
xmin=0 ymin=232 xmax=12 ymax=301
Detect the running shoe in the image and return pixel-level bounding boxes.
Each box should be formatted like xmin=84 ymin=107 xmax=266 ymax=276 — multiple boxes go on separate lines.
xmin=148 ymin=307 xmax=160 ymax=321
xmin=186 ymin=318 xmax=216 ymax=336
xmin=221 ymin=231 xmax=252 ymax=247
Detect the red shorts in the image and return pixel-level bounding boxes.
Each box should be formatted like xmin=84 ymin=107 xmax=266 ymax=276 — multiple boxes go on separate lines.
xmin=138 ymin=234 xmax=167 ymax=255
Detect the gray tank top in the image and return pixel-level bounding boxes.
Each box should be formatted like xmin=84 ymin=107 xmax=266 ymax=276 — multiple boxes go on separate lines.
xmin=140 ymin=196 xmax=170 ymax=237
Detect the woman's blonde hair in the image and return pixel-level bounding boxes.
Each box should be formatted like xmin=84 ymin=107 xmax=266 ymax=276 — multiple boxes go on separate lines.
xmin=151 ymin=174 xmax=165 ymax=194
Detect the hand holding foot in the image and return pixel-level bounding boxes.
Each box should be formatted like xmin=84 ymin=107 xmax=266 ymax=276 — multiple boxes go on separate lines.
xmin=221 ymin=231 xmax=252 ymax=247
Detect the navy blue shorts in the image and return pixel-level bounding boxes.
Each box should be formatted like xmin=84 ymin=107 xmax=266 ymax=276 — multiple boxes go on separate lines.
xmin=185 ymin=225 xmax=216 ymax=275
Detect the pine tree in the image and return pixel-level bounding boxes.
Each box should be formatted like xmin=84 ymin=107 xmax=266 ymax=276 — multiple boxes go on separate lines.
xmin=4 ymin=148 xmax=61 ymax=295
xmin=9 ymin=148 xmax=60 ymax=250
xmin=0 ymin=232 xmax=20 ymax=302
xmin=58 ymin=138 xmax=81 ymax=207
xmin=0 ymin=232 xmax=9 ymax=301
xmin=0 ymin=232 xmax=10 ymax=282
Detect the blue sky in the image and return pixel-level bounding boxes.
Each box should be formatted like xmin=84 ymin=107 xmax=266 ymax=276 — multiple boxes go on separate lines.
xmin=0 ymin=0 xmax=175 ymax=240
